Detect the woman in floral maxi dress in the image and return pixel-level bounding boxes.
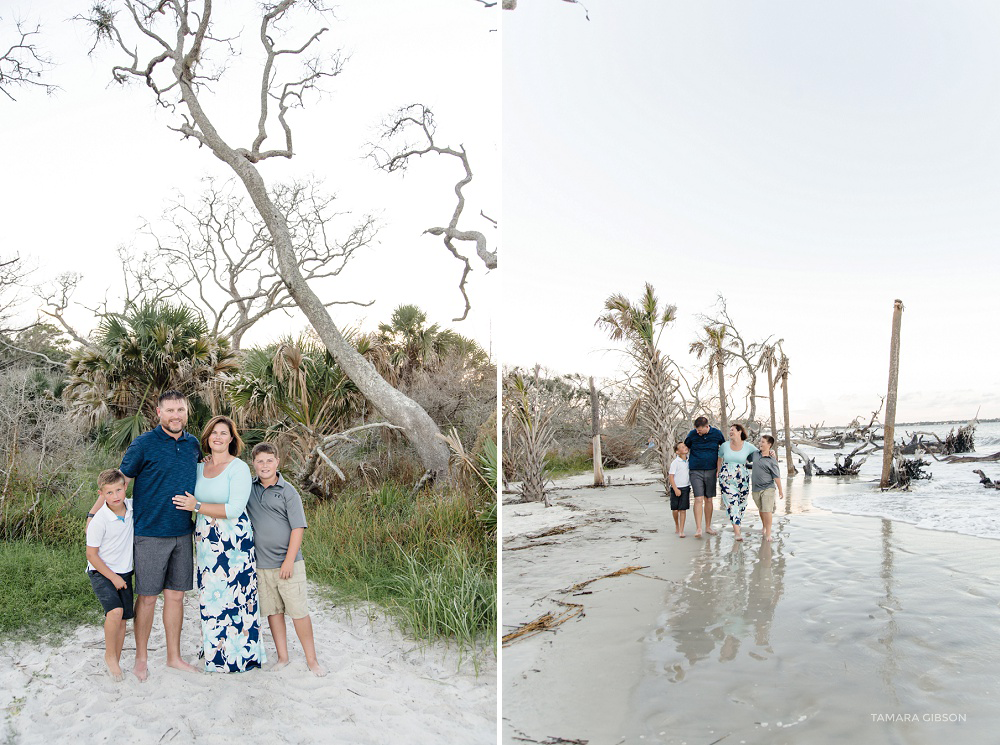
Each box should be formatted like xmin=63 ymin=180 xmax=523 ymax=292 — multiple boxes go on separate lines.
xmin=717 ymin=423 xmax=758 ymax=543
xmin=173 ymin=415 xmax=265 ymax=672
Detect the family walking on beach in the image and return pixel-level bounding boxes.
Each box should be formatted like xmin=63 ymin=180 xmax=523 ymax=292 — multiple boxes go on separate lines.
xmin=667 ymin=416 xmax=784 ymax=541
xmin=84 ymin=390 xmax=326 ymax=681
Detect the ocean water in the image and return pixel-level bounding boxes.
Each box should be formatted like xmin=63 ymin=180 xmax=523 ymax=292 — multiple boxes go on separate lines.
xmin=793 ymin=420 xmax=1000 ymax=541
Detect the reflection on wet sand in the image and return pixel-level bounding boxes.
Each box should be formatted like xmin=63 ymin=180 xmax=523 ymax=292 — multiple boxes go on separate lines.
xmin=654 ymin=532 xmax=786 ymax=678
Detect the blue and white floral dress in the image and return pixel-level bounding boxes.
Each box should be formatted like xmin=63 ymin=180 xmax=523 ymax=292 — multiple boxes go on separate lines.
xmin=194 ymin=459 xmax=265 ymax=672
xmin=718 ymin=440 xmax=758 ymax=527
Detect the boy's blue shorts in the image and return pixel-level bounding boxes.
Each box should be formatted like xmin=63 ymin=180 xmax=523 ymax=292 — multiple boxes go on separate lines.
xmin=88 ymin=570 xmax=135 ymax=620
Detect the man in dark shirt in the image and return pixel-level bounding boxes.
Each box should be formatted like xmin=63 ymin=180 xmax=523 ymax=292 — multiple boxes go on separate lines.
xmin=684 ymin=416 xmax=726 ymax=538
xmin=119 ymin=390 xmax=202 ymax=680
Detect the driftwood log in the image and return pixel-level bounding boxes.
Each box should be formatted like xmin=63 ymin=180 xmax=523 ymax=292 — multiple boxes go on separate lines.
xmin=899 ymin=423 xmax=976 ymax=456
xmin=814 ymin=442 xmax=878 ymax=476
xmin=974 ymin=470 xmax=1000 ymax=489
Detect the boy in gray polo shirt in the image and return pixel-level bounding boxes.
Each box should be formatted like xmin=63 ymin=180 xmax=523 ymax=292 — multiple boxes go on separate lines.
xmin=247 ymin=443 xmax=326 ymax=677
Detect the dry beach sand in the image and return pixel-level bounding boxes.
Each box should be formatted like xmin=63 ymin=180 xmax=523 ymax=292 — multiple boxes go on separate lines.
xmin=502 ymin=466 xmax=1000 ymax=745
xmin=1 ymin=584 xmax=495 ymax=744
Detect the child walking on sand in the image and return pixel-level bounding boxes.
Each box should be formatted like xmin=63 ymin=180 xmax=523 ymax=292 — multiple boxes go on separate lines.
xmin=668 ymin=442 xmax=691 ymax=538
xmin=246 ymin=443 xmax=326 ymax=677
xmin=749 ymin=435 xmax=784 ymax=542
xmin=85 ymin=469 xmax=134 ymax=681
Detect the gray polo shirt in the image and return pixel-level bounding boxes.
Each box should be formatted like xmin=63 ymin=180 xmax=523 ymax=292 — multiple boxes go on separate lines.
xmin=748 ymin=451 xmax=781 ymax=491
xmin=246 ymin=472 xmax=308 ymax=570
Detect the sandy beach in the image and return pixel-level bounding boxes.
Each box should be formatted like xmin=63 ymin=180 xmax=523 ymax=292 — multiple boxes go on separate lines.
xmin=1 ymin=584 xmax=496 ymax=745
xmin=502 ymin=466 xmax=1000 ymax=745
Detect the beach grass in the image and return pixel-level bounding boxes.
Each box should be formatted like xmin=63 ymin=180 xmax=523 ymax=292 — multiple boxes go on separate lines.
xmin=545 ymin=450 xmax=593 ymax=478
xmin=0 ymin=540 xmax=101 ymax=639
xmin=304 ymin=483 xmax=496 ymax=646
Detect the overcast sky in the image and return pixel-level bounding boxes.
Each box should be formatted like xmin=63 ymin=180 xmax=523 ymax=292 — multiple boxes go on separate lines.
xmin=2 ymin=1 xmax=498 ymax=354
xmin=503 ymin=0 xmax=1000 ymax=426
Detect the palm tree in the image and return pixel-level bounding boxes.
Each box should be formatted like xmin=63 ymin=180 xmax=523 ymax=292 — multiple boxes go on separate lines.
xmin=690 ymin=324 xmax=731 ymax=432
xmin=377 ymin=304 xmax=486 ymax=383
xmin=227 ymin=333 xmax=381 ymax=494
xmin=596 ymin=284 xmax=678 ymax=492
xmin=777 ymin=348 xmax=797 ymax=475
xmin=757 ymin=341 xmax=782 ymax=439
xmin=63 ymin=302 xmax=238 ymax=449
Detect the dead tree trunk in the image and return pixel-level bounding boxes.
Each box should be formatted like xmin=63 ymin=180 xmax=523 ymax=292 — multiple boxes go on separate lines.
xmin=767 ymin=356 xmax=778 ymax=439
xmin=590 ymin=376 xmax=604 ymax=487
xmin=780 ymin=354 xmax=797 ymax=475
xmin=880 ymin=299 xmax=904 ymax=489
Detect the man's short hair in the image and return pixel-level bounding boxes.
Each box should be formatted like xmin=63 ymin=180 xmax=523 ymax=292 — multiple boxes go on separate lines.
xmin=158 ymin=389 xmax=187 ymax=405
xmin=694 ymin=416 xmax=709 ymax=428
xmin=761 ymin=434 xmax=775 ymax=447
xmin=98 ymin=468 xmax=127 ymax=489
xmin=252 ymin=442 xmax=280 ymax=460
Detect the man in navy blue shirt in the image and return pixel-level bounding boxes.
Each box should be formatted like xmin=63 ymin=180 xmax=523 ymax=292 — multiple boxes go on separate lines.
xmin=684 ymin=416 xmax=726 ymax=538
xmin=119 ymin=390 xmax=202 ymax=680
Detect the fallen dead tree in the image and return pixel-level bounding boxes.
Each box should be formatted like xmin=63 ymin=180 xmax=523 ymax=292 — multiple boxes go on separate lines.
xmin=881 ymin=455 xmax=931 ymax=490
xmin=814 ymin=442 xmax=879 ymax=476
xmin=934 ymin=451 xmax=1000 ymax=464
xmin=899 ymin=423 xmax=976 ymax=456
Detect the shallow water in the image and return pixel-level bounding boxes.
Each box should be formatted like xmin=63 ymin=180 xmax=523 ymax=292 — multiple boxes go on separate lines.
xmin=628 ymin=515 xmax=1000 ymax=745
xmin=780 ymin=421 xmax=1000 ymax=540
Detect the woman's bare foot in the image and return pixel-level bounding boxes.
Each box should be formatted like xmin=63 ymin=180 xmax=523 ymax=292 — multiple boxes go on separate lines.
xmin=765 ymin=533 xmax=773 ymax=542
xmin=679 ymin=532 xmax=685 ymax=538
xmin=706 ymin=528 xmax=718 ymax=535
xmin=307 ymin=659 xmax=327 ymax=678
xmin=133 ymin=659 xmax=148 ymax=682
xmin=267 ymin=659 xmax=290 ymax=672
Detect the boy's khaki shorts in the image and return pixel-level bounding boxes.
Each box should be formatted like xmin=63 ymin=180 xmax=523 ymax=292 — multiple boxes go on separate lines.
xmin=753 ymin=486 xmax=777 ymax=514
xmin=258 ymin=560 xmax=309 ymax=619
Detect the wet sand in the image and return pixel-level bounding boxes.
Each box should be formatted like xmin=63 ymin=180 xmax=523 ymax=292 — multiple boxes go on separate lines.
xmin=502 ymin=467 xmax=1000 ymax=745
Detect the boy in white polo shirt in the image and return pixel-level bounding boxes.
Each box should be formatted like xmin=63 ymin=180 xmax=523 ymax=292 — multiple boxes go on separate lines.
xmin=85 ymin=468 xmax=134 ymax=682
xmin=668 ymin=442 xmax=692 ymax=538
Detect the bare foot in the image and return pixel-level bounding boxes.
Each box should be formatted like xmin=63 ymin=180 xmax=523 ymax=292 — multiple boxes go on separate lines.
xmin=706 ymin=528 xmax=718 ymax=535
xmin=166 ymin=657 xmax=200 ymax=674
xmin=133 ymin=659 xmax=148 ymax=682
xmin=765 ymin=534 xmax=773 ymax=542
xmin=679 ymin=532 xmax=685 ymax=538
xmin=105 ymin=656 xmax=124 ymax=682
xmin=735 ymin=530 xmax=744 ymax=542
xmin=694 ymin=530 xmax=702 ymax=538
xmin=307 ymin=660 xmax=327 ymax=678
xmin=266 ymin=659 xmax=290 ymax=672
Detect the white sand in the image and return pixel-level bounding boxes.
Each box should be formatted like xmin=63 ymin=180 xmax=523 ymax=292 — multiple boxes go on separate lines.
xmin=1 ymin=586 xmax=495 ymax=744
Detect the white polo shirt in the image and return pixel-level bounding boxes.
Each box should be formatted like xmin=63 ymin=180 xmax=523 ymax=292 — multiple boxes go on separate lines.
xmin=86 ymin=499 xmax=134 ymax=574
xmin=668 ymin=456 xmax=691 ymax=488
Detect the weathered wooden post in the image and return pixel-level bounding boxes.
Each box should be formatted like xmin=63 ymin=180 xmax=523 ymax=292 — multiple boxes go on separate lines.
xmin=880 ymin=299 xmax=904 ymax=489
xmin=780 ymin=353 xmax=797 ymax=475
xmin=766 ymin=353 xmax=778 ymax=440
xmin=590 ymin=376 xmax=605 ymax=486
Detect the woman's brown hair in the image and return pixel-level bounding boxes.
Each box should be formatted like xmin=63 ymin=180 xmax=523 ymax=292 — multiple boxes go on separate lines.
xmin=200 ymin=415 xmax=244 ymax=457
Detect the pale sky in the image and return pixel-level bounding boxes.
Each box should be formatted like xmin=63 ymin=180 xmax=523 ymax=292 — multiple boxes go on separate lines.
xmin=503 ymin=0 xmax=1000 ymax=426
xmin=2 ymin=1 xmax=499 ymax=354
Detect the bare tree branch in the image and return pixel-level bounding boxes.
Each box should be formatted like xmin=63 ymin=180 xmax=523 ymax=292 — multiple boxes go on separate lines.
xmin=369 ymin=103 xmax=497 ymax=322
xmin=0 ymin=18 xmax=56 ymax=101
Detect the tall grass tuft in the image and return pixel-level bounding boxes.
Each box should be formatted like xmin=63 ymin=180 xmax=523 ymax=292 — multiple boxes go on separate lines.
xmin=304 ymin=483 xmax=496 ymax=645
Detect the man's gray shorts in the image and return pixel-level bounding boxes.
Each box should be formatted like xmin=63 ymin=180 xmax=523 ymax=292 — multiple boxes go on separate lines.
xmin=134 ymin=534 xmax=194 ymax=596
xmin=689 ymin=469 xmax=718 ymax=498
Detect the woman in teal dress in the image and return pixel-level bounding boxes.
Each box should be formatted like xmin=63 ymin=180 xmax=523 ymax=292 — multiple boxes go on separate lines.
xmin=173 ymin=415 xmax=265 ymax=672
xmin=717 ymin=423 xmax=758 ymax=542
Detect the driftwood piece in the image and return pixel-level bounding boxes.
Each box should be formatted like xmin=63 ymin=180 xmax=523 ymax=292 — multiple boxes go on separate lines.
xmin=974 ymin=470 xmax=1000 ymax=489
xmin=931 ymin=450 xmax=1000 ymax=464
xmin=502 ymin=601 xmax=585 ymax=646
xmin=561 ymin=565 xmax=647 ymax=594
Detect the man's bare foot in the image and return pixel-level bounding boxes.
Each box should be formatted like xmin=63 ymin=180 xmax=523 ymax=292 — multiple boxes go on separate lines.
xmin=706 ymin=528 xmax=718 ymax=535
xmin=266 ymin=659 xmax=290 ymax=672
xmin=694 ymin=530 xmax=702 ymax=538
xmin=307 ymin=660 xmax=327 ymax=678
xmin=166 ymin=657 xmax=200 ymax=674
xmin=679 ymin=532 xmax=685 ymax=538
xmin=105 ymin=656 xmax=124 ymax=682
xmin=133 ymin=659 xmax=148 ymax=682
